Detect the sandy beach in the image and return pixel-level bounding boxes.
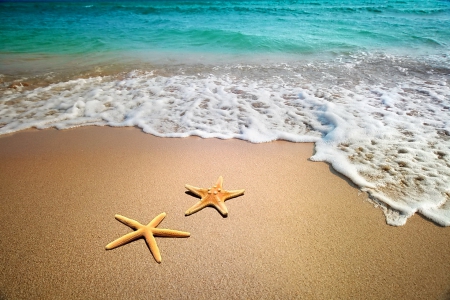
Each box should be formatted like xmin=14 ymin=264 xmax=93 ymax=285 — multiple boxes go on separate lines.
xmin=0 ymin=126 xmax=449 ymax=300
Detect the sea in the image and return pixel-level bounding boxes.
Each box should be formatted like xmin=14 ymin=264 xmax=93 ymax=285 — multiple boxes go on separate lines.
xmin=1 ymin=0 xmax=449 ymax=226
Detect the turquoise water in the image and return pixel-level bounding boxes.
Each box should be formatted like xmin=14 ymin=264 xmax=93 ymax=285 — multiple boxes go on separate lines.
xmin=1 ymin=0 xmax=450 ymax=226
xmin=1 ymin=0 xmax=450 ymax=68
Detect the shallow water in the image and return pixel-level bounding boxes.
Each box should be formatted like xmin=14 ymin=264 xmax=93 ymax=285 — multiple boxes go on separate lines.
xmin=1 ymin=0 xmax=450 ymax=226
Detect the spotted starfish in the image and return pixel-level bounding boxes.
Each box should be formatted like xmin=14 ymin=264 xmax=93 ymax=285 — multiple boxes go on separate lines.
xmin=185 ymin=176 xmax=245 ymax=217
xmin=105 ymin=212 xmax=190 ymax=263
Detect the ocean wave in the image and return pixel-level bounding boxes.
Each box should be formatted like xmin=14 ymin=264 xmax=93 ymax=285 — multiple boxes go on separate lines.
xmin=391 ymin=7 xmax=450 ymax=15
xmin=410 ymin=35 xmax=444 ymax=47
xmin=2 ymin=0 xmax=449 ymax=58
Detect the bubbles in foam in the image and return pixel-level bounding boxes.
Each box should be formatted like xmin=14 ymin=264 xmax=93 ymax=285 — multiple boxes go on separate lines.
xmin=1 ymin=54 xmax=449 ymax=226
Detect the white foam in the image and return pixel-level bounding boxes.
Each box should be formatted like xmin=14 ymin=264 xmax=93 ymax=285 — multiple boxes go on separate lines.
xmin=1 ymin=60 xmax=449 ymax=226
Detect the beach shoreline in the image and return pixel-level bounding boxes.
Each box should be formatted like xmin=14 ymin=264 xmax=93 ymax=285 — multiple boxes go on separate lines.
xmin=1 ymin=126 xmax=449 ymax=299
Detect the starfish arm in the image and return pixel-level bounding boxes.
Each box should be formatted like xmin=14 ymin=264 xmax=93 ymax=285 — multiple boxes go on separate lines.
xmin=185 ymin=200 xmax=209 ymax=216
xmin=105 ymin=229 xmax=144 ymax=250
xmin=215 ymin=176 xmax=224 ymax=189
xmin=152 ymin=228 xmax=190 ymax=238
xmin=185 ymin=184 xmax=208 ymax=198
xmin=115 ymin=214 xmax=143 ymax=230
xmin=149 ymin=212 xmax=167 ymax=228
xmin=214 ymin=198 xmax=229 ymax=217
xmin=223 ymin=189 xmax=245 ymax=201
xmin=144 ymin=232 xmax=162 ymax=263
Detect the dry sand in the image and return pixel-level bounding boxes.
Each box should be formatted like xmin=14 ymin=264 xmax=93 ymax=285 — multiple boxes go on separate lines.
xmin=0 ymin=126 xmax=449 ymax=300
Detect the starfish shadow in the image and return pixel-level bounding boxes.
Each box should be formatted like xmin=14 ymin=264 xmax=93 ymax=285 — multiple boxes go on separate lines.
xmin=185 ymin=190 xmax=199 ymax=198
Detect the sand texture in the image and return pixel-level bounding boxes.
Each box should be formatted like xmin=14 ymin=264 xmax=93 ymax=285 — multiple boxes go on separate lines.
xmin=1 ymin=126 xmax=450 ymax=299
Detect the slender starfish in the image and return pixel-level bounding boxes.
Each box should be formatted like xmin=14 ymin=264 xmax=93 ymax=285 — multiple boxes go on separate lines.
xmin=185 ymin=176 xmax=245 ymax=217
xmin=105 ymin=212 xmax=190 ymax=263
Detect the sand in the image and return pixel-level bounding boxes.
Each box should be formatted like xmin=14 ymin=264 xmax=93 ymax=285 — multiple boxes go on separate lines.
xmin=0 ymin=126 xmax=449 ymax=300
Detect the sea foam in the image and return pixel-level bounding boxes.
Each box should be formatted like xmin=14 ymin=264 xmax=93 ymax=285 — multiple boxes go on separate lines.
xmin=1 ymin=57 xmax=449 ymax=226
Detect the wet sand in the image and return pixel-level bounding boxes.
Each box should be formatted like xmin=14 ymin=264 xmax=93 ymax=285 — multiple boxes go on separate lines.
xmin=0 ymin=126 xmax=449 ymax=299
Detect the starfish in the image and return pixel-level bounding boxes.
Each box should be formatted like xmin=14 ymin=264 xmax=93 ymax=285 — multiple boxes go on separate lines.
xmin=185 ymin=176 xmax=245 ymax=217
xmin=105 ymin=212 xmax=190 ymax=263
